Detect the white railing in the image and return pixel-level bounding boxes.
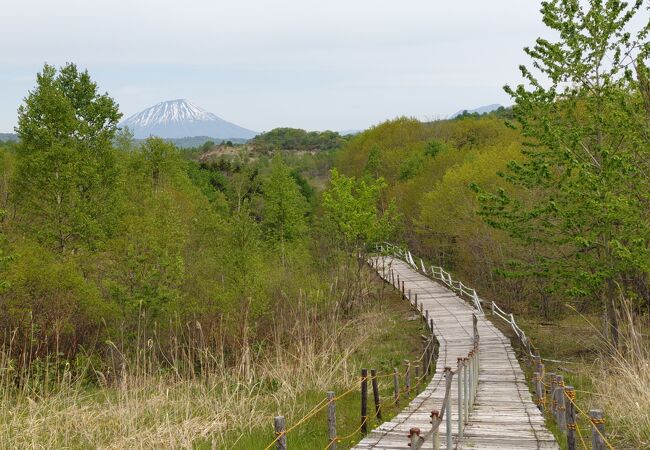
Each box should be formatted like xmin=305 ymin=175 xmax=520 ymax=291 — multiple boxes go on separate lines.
xmin=379 ymin=243 xmax=484 ymax=314
xmin=490 ymin=301 xmax=533 ymax=357
xmin=377 ymin=242 xmax=539 ymax=356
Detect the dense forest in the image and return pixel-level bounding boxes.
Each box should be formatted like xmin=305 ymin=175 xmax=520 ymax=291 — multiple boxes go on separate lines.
xmin=0 ymin=0 xmax=649 ymax=448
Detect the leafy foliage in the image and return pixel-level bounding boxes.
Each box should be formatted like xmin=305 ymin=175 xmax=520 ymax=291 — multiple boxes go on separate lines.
xmin=474 ymin=0 xmax=650 ymax=337
xmin=13 ymin=63 xmax=122 ymax=253
xmin=250 ymin=127 xmax=348 ymax=153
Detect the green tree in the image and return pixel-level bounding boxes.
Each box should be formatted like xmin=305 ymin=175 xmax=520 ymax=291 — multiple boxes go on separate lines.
xmin=474 ymin=0 xmax=650 ymax=344
xmin=322 ymin=169 xmax=399 ymax=311
xmin=14 ymin=63 xmax=122 ymax=252
xmin=262 ymin=155 xmax=307 ymax=265
xmin=364 ymin=144 xmax=382 ymax=178
xmin=140 ymin=137 xmax=184 ymax=193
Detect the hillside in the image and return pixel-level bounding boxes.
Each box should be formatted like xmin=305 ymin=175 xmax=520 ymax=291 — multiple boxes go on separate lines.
xmin=248 ymin=127 xmax=349 ymax=153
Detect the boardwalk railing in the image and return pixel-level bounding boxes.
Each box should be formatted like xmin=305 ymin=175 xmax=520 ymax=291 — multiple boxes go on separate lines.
xmin=379 ymin=243 xmax=484 ymax=314
xmin=381 ymin=243 xmax=615 ymax=450
xmin=263 ymin=254 xmax=482 ymax=450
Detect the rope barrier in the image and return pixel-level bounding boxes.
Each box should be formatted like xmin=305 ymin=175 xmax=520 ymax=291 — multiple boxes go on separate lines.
xmin=263 ymin=354 xmax=442 ymax=450
xmin=265 ymin=248 xmax=481 ymax=450
xmin=564 ymin=390 xmax=616 ymax=450
xmin=574 ymin=418 xmax=590 ymax=450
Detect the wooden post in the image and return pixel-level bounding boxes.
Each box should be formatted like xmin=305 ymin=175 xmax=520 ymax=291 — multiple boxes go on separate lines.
xmin=422 ymin=338 xmax=428 ymax=374
xmin=361 ymin=368 xmax=368 ymax=434
xmin=425 ymin=309 xmax=429 ymax=322
xmin=402 ymin=280 xmax=405 ymax=296
xmin=472 ymin=314 xmax=478 ymax=346
xmin=274 ymin=416 xmax=287 ymax=450
xmin=393 ymin=367 xmax=400 ymax=406
xmin=405 ymin=360 xmax=411 ymax=397
xmin=430 ymin=410 xmax=441 ymax=450
xmin=408 ymin=427 xmax=421 ymax=449
xmin=415 ymin=365 xmax=420 ymax=391
xmin=565 ymin=386 xmax=577 ymax=450
xmin=548 ymin=372 xmax=556 ymax=419
xmin=327 ymin=392 xmax=337 ymax=450
xmin=556 ymin=374 xmax=566 ymax=431
xmin=589 ymin=409 xmax=606 ymax=450
xmin=408 ymin=289 xmax=411 ymax=301
xmin=371 ymin=369 xmax=382 ymax=421
xmin=397 ymin=273 xmax=400 ymax=289
xmin=533 ymin=371 xmax=542 ymax=412
xmin=415 ymin=293 xmax=418 ymax=306
xmin=533 ymin=372 xmax=544 ymax=414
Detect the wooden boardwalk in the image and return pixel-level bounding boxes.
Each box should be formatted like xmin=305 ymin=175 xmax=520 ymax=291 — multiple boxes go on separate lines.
xmin=354 ymin=257 xmax=557 ymax=450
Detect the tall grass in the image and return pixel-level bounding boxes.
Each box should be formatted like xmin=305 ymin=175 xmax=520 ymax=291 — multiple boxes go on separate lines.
xmin=0 ymin=268 xmax=416 ymax=449
xmin=592 ymin=300 xmax=650 ymax=449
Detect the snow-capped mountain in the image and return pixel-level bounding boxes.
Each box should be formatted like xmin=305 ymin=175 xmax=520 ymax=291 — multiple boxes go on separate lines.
xmin=119 ymin=99 xmax=257 ymax=140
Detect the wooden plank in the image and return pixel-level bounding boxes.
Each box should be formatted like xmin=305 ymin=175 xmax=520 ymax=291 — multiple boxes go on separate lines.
xmin=352 ymin=257 xmax=558 ymax=450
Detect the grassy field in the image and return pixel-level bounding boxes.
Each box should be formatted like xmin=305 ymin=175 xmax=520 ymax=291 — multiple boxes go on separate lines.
xmin=224 ymin=286 xmax=434 ymax=449
xmin=0 ymin=274 xmax=433 ymax=450
xmin=497 ymin=304 xmax=650 ymax=450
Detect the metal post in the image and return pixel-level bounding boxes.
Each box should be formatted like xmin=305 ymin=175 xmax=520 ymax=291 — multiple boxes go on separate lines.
xmin=457 ymin=357 xmax=463 ymax=438
xmin=409 ymin=428 xmax=421 ymax=449
xmin=430 ymin=410 xmax=441 ymax=450
xmin=463 ymin=357 xmax=469 ymax=423
xmin=445 ymin=368 xmax=453 ymax=450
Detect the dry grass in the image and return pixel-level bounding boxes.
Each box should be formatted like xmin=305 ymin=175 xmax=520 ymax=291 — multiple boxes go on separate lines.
xmin=0 ymin=311 xmax=364 ymax=449
xmin=0 ymin=272 xmax=424 ymax=450
xmin=507 ymin=301 xmax=650 ymax=450
xmin=591 ymin=302 xmax=650 ymax=449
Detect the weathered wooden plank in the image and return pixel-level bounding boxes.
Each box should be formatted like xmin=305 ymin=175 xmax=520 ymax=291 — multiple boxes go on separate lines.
xmin=352 ymin=257 xmax=557 ymax=450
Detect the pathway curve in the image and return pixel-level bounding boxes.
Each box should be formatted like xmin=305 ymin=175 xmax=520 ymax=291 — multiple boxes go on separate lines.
xmin=353 ymin=257 xmax=557 ymax=450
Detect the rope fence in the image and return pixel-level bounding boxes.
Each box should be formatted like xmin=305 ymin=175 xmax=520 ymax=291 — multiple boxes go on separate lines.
xmin=262 ymin=249 xmax=482 ymax=450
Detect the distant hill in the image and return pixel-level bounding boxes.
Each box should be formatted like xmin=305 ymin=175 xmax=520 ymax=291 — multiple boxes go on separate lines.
xmin=0 ymin=133 xmax=18 ymax=142
xmin=249 ymin=128 xmax=349 ymax=153
xmin=450 ymin=104 xmax=503 ymax=119
xmin=119 ymin=99 xmax=257 ymax=140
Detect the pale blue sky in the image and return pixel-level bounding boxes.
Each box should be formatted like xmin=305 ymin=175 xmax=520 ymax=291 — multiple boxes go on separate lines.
xmin=1 ymin=0 xmax=552 ymax=133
